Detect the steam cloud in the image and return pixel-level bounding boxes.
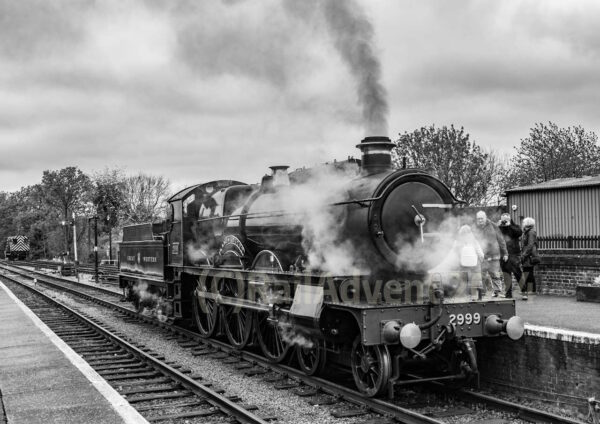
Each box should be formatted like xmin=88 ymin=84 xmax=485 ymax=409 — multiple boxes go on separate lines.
xmin=133 ymin=281 xmax=171 ymax=322
xmin=250 ymin=164 xmax=367 ymax=275
xmin=278 ymin=318 xmax=315 ymax=348
xmin=394 ymin=214 xmax=465 ymax=273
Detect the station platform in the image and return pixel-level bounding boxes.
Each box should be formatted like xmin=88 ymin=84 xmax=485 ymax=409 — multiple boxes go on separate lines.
xmin=0 ymin=281 xmax=147 ymax=424
xmin=513 ymin=293 xmax=600 ymax=336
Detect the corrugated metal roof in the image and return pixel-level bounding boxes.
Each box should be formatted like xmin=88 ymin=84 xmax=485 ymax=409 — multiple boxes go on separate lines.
xmin=506 ymin=175 xmax=600 ymax=193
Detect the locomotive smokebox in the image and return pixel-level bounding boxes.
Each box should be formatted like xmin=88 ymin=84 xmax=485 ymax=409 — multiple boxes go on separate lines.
xmin=356 ymin=136 xmax=395 ymax=175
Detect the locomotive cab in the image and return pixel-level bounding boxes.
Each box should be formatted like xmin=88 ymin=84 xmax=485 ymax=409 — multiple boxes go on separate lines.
xmin=166 ymin=180 xmax=248 ymax=267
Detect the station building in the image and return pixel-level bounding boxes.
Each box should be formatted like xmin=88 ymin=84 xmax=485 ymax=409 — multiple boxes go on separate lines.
xmin=505 ymin=175 xmax=600 ymax=295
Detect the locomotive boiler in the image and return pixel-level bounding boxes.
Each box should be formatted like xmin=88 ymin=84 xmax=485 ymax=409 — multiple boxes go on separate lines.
xmin=118 ymin=135 xmax=524 ymax=397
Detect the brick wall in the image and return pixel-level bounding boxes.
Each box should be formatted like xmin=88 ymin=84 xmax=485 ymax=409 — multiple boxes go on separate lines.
xmin=477 ymin=326 xmax=600 ymax=418
xmin=537 ymin=251 xmax=600 ymax=296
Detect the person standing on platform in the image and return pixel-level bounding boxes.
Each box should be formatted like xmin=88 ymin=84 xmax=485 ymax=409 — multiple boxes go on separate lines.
xmin=520 ymin=217 xmax=540 ymax=300
xmin=472 ymin=211 xmax=508 ymax=297
xmin=453 ymin=225 xmax=485 ymax=301
xmin=498 ymin=213 xmax=523 ymax=298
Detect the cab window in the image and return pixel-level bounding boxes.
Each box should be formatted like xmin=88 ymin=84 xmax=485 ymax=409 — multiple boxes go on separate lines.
xmin=200 ymin=191 xmax=224 ymax=218
xmin=224 ymin=186 xmax=253 ymax=216
xmin=172 ymin=201 xmax=182 ymax=222
xmin=183 ymin=194 xmax=197 ymax=218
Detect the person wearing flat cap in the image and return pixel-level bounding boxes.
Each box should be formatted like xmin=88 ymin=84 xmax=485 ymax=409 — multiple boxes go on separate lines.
xmin=498 ymin=213 xmax=522 ymax=298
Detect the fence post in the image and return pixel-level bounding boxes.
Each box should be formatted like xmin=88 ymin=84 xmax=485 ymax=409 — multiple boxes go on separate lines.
xmin=567 ymin=236 xmax=573 ymax=248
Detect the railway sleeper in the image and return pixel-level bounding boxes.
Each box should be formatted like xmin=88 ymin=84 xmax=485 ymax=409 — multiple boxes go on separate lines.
xmin=93 ymin=359 xmax=139 ymax=370
xmin=94 ymin=363 xmax=149 ymax=372
xmin=68 ymin=340 xmax=110 ymax=347
xmin=134 ymin=399 xmax=208 ymax=413
xmin=74 ymin=346 xmax=123 ymax=354
xmin=87 ymin=357 xmax=137 ymax=367
xmin=84 ymin=352 xmax=131 ymax=361
xmin=98 ymin=366 xmax=154 ymax=377
xmin=116 ymin=377 xmax=173 ymax=388
xmin=103 ymin=371 xmax=162 ymax=381
xmin=54 ymin=329 xmax=96 ymax=337
xmin=144 ymin=408 xmax=220 ymax=423
xmin=83 ymin=350 xmax=127 ymax=359
xmin=126 ymin=391 xmax=195 ymax=404
xmin=119 ymin=384 xmax=183 ymax=396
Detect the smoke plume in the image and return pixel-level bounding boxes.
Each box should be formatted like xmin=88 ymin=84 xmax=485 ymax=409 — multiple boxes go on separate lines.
xmin=320 ymin=0 xmax=389 ymax=135
xmin=177 ymin=0 xmax=389 ymax=135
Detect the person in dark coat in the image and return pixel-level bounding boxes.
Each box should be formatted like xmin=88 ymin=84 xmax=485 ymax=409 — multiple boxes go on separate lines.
xmin=471 ymin=211 xmax=508 ymax=297
xmin=520 ymin=217 xmax=540 ymax=300
xmin=498 ymin=213 xmax=522 ymax=298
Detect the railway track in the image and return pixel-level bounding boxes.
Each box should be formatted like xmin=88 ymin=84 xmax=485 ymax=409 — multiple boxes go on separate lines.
xmin=0 ymin=272 xmax=269 ymax=424
xmin=4 ymin=259 xmax=119 ymax=281
xmin=1 ymin=264 xmax=585 ymax=424
xmin=1 ymin=262 xmax=124 ymax=300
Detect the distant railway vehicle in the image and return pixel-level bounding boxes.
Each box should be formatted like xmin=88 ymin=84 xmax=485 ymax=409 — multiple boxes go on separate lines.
xmin=5 ymin=235 xmax=30 ymax=260
xmin=118 ymin=135 xmax=525 ymax=397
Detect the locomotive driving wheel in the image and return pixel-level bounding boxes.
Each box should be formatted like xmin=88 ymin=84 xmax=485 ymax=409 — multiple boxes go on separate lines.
xmin=252 ymin=249 xmax=291 ymax=362
xmin=255 ymin=311 xmax=290 ymax=362
xmin=219 ymin=278 xmax=253 ymax=349
xmin=193 ymin=279 xmax=219 ymax=337
xmin=296 ymin=339 xmax=326 ymax=376
xmin=350 ymin=336 xmax=391 ymax=397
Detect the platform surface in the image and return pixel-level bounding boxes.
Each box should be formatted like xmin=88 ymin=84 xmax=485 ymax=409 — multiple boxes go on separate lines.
xmin=513 ymin=291 xmax=600 ymax=335
xmin=0 ymin=281 xmax=147 ymax=424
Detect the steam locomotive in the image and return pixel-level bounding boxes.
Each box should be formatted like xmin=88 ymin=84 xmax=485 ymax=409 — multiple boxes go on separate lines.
xmin=118 ymin=136 xmax=524 ymax=397
xmin=5 ymin=235 xmax=30 ymax=260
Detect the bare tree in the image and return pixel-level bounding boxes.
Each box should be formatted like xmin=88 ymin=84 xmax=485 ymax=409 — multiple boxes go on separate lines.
xmin=507 ymin=122 xmax=600 ymax=187
xmin=121 ymin=173 xmax=171 ymax=224
xmin=393 ymin=125 xmax=503 ymax=206
xmin=480 ymin=150 xmax=512 ymax=206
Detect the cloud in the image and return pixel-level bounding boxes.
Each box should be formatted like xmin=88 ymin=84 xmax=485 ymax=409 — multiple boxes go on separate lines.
xmin=371 ymin=1 xmax=600 ymax=150
xmin=1 ymin=0 xmax=599 ymax=193
xmin=0 ymin=1 xmax=85 ymax=60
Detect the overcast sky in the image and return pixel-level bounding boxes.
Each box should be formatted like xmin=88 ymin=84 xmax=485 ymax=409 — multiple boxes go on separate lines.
xmin=1 ymin=0 xmax=599 ymax=193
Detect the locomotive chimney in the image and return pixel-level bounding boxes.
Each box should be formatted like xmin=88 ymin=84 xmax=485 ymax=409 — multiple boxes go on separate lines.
xmin=356 ymin=136 xmax=395 ymax=175
xmin=269 ymin=165 xmax=290 ymax=187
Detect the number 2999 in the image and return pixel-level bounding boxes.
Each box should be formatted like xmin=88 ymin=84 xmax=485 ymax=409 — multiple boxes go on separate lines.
xmin=448 ymin=312 xmax=481 ymax=326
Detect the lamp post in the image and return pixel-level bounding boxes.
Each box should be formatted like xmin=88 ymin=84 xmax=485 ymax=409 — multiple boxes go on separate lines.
xmin=72 ymin=212 xmax=78 ymax=264
xmin=60 ymin=218 xmax=74 ymax=262
xmin=84 ymin=203 xmax=99 ymax=285
xmin=106 ymin=214 xmax=112 ymax=262
xmin=89 ymin=215 xmax=99 ymax=285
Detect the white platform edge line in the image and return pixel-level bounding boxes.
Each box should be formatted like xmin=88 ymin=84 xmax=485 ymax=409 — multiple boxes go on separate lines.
xmin=0 ymin=280 xmax=149 ymax=424
xmin=524 ymin=323 xmax=600 ymax=344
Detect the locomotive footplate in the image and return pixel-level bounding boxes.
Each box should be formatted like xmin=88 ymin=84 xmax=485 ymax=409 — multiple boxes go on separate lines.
xmin=328 ymin=298 xmax=522 ymax=346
